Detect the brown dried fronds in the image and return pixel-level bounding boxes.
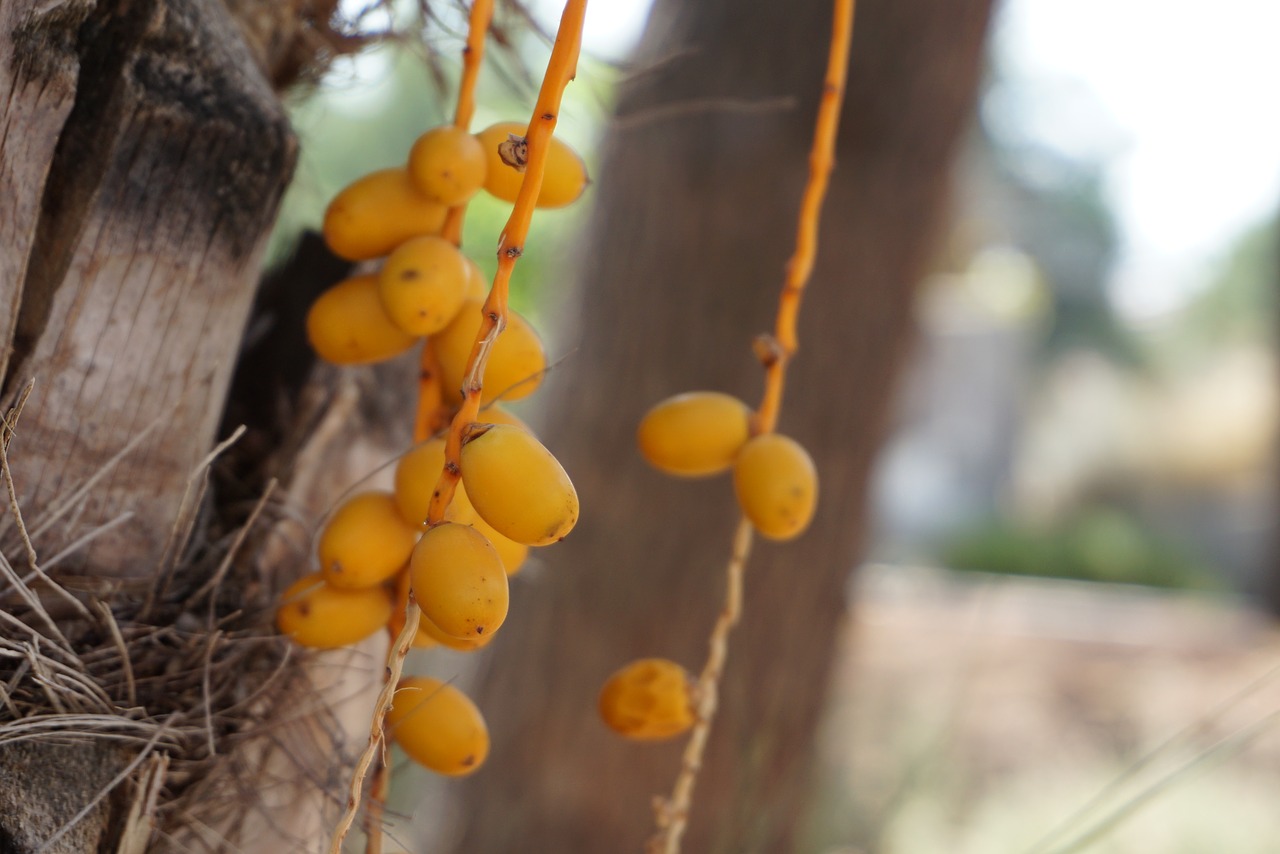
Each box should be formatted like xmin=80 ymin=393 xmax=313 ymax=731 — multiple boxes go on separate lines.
xmin=0 ymin=418 xmax=355 ymax=852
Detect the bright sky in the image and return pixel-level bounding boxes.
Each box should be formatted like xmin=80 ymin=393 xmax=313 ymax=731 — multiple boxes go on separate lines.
xmin=993 ymin=0 xmax=1280 ymax=319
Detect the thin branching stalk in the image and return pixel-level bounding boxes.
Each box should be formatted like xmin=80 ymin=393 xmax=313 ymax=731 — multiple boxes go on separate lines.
xmin=362 ymin=754 xmax=389 ymax=854
xmin=646 ymin=1 xmax=856 ymax=851
xmin=413 ymin=341 xmax=449 ymax=443
xmin=326 ymin=604 xmax=420 ymax=853
xmin=356 ymin=1 xmax=498 ymax=846
xmin=342 ymin=2 xmax=588 ymax=847
xmin=753 ymin=0 xmax=856 ymax=436
xmin=415 ymin=0 xmax=496 ymax=443
xmin=647 ymin=519 xmax=753 ymax=854
xmin=439 ymin=0 xmax=495 ymax=247
xmin=426 ymin=0 xmax=588 ymax=527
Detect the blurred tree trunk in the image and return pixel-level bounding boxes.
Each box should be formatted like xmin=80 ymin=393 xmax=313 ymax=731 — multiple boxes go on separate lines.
xmin=454 ymin=0 xmax=992 ymax=852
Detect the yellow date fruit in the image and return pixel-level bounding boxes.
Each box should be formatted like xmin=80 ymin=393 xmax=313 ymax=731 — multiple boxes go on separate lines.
xmin=394 ymin=437 xmax=477 ymax=529
xmin=477 ymin=403 xmax=531 ymax=433
xmin=433 ymin=298 xmax=547 ymax=404
xmin=409 ymin=522 xmax=508 ymax=639
xmin=407 ymin=125 xmax=488 ymax=207
xmin=417 ymin=611 xmax=495 ymax=652
xmin=461 ymin=424 xmax=578 ymax=546
xmin=475 ymin=122 xmax=588 ymax=208
xmin=387 ymin=676 xmax=489 ymax=776
xmin=733 ymin=433 xmax=818 ymax=541
xmin=378 ymin=235 xmax=469 ymax=336
xmin=462 ymin=256 xmax=488 ymax=300
xmin=598 ymin=658 xmax=696 ymax=741
xmin=322 ymin=168 xmax=447 ymax=261
xmin=276 ymin=572 xmax=392 ymax=649
xmin=636 ymin=391 xmax=752 ymax=477
xmin=319 ymin=492 xmax=421 ymax=589
xmin=387 ymin=570 xmax=439 ymax=649
xmin=306 ymin=275 xmax=417 ymax=366
xmin=470 ymin=513 xmax=529 ymax=576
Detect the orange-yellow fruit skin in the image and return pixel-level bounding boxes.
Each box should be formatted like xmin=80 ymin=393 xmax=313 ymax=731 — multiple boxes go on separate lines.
xmin=478 ymin=403 xmax=532 ymax=433
xmin=598 ymin=658 xmax=696 ymax=741
xmin=733 ymin=434 xmax=818 ymax=541
xmin=377 ymin=236 xmax=469 ymax=336
xmin=306 ymin=275 xmax=418 ymax=366
xmin=418 ymin=612 xmax=495 ymax=652
xmin=433 ymin=298 xmax=547 ymax=404
xmin=394 ymin=437 xmax=477 ymax=529
xmin=407 ymin=125 xmax=488 ymax=207
xmin=388 ymin=571 xmax=440 ymax=649
xmin=475 ymin=122 xmax=588 ymax=208
xmin=409 ymin=522 xmax=508 ymax=639
xmin=391 ymin=458 xmax=527 ymax=571
xmin=276 ymin=572 xmax=393 ymax=649
xmin=319 ymin=492 xmax=421 ymax=589
xmin=387 ymin=676 xmax=489 ymax=776
xmin=636 ymin=391 xmax=752 ymax=477
xmin=322 ymin=168 xmax=447 ymax=261
xmin=470 ymin=514 xmax=529 ymax=576
xmin=461 ymin=424 xmax=578 ymax=546
xmin=462 ymin=257 xmax=488 ymax=300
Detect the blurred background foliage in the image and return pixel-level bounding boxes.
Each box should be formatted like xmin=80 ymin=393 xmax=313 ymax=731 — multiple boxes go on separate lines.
xmin=943 ymin=506 xmax=1219 ymax=590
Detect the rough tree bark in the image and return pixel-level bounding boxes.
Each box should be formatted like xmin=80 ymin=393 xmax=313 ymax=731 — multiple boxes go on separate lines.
xmin=0 ymin=0 xmax=293 ymax=848
xmin=1 ymin=0 xmax=292 ymax=575
xmin=454 ymin=0 xmax=993 ymax=851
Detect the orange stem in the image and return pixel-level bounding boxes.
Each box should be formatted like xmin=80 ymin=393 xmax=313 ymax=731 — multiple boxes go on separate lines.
xmin=426 ymin=0 xmax=588 ymax=526
xmin=413 ymin=341 xmax=449 ymax=442
xmin=452 ymin=0 xmax=491 ymax=130
xmin=439 ymin=0 xmax=495 ymax=247
xmin=753 ymin=0 xmax=856 ymax=436
xmin=415 ymin=0 xmax=496 ymax=443
xmin=356 ymin=7 xmax=496 ymax=850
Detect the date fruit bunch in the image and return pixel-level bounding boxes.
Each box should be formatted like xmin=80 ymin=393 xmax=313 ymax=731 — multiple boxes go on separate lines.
xmin=276 ymin=120 xmax=587 ymax=775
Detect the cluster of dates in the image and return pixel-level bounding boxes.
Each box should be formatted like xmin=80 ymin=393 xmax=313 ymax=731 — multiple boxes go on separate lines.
xmin=598 ymin=391 xmax=818 ymax=740
xmin=276 ymin=121 xmax=587 ymax=775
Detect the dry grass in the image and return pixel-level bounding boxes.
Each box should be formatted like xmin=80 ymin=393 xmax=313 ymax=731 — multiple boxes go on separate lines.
xmin=0 ymin=384 xmax=357 ymax=852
